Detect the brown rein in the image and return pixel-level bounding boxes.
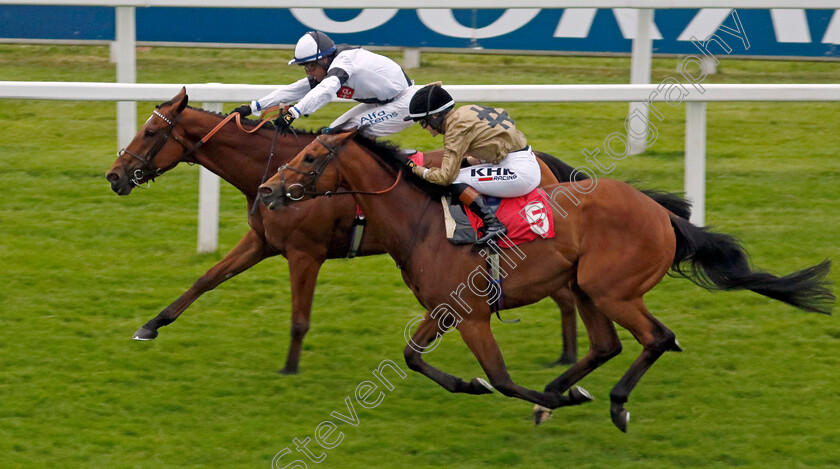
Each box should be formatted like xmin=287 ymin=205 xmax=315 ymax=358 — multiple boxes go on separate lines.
xmin=310 ymin=135 xmax=403 ymax=198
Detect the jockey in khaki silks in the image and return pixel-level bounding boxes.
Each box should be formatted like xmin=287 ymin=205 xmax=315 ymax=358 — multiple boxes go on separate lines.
xmin=404 ymin=83 xmax=541 ymax=244
xmin=231 ymin=31 xmax=419 ymax=138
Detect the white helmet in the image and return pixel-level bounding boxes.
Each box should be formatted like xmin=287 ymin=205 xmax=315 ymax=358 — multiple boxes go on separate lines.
xmin=288 ymin=31 xmax=336 ymax=65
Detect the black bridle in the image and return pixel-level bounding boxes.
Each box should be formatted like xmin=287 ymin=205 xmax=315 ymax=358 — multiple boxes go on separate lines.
xmin=275 ymin=135 xmax=404 ymax=201
xmin=276 ymin=135 xmax=343 ymax=201
xmin=117 ymin=109 xmax=190 ymax=187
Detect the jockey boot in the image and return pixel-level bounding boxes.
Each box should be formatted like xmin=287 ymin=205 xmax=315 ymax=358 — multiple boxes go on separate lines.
xmin=451 ymin=183 xmax=507 ymax=244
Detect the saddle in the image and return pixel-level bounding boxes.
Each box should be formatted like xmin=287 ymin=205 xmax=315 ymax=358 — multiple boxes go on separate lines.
xmin=442 ymin=188 xmax=555 ymax=248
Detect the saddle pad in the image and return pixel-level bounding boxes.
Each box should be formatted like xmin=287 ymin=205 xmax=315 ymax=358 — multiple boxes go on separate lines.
xmin=464 ymin=188 xmax=555 ymax=248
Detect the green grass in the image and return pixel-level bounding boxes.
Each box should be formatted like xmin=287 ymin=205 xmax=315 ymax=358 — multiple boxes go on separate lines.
xmin=1 ymin=45 xmax=839 ymax=468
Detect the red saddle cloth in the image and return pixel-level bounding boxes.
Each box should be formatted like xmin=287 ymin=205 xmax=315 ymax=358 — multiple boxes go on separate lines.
xmin=465 ymin=188 xmax=555 ymax=248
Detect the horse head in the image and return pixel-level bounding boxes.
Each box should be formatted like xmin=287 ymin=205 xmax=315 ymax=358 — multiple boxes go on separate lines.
xmin=105 ymin=87 xmax=191 ymax=195
xmin=258 ymin=130 xmax=355 ymax=210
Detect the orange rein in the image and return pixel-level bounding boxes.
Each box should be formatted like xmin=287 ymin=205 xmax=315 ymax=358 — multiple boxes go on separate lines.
xmin=194 ymin=105 xmax=282 ymax=147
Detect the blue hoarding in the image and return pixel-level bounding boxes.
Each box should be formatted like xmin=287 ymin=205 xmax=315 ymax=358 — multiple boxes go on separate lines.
xmin=1 ymin=6 xmax=838 ymax=58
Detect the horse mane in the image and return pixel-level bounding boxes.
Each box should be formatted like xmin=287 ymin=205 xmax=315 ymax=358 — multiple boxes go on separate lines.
xmin=351 ymin=136 xmax=449 ymax=201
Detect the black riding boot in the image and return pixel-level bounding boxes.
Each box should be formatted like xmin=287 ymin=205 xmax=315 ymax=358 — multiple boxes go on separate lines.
xmin=451 ymin=183 xmax=507 ymax=244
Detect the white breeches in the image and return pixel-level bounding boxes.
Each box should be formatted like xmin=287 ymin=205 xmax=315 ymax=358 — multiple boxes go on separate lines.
xmin=454 ymin=147 xmax=541 ymax=198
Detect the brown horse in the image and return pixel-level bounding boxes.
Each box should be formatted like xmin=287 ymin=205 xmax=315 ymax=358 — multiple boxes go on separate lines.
xmin=105 ymin=88 xmax=584 ymax=373
xmin=257 ymin=131 xmax=833 ymax=431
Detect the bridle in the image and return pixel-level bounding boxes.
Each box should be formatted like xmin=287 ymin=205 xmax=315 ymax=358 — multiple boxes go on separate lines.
xmin=276 ymin=135 xmax=403 ymax=201
xmin=117 ymin=109 xmax=190 ymax=187
xmin=117 ymin=105 xmax=284 ymax=188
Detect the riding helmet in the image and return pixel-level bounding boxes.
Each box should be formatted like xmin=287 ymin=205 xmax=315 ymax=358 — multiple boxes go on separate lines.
xmin=404 ymin=84 xmax=456 ymax=121
xmin=288 ymin=31 xmax=336 ymax=65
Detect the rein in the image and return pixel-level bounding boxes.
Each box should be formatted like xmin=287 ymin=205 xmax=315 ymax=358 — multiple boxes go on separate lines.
xmin=118 ymin=105 xmax=285 ymax=188
xmin=278 ymin=135 xmax=403 ymax=200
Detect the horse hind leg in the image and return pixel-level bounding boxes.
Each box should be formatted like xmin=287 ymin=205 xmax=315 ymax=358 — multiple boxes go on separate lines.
xmin=600 ymin=298 xmax=682 ymax=432
xmin=545 ymin=286 xmax=578 ymax=367
xmin=536 ymin=288 xmax=621 ymax=424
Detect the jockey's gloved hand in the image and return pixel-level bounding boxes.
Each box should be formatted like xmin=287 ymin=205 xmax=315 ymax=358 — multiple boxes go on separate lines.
xmin=404 ymin=159 xmax=418 ymax=171
xmin=274 ymin=111 xmax=296 ymax=128
xmin=231 ymin=105 xmax=252 ymax=117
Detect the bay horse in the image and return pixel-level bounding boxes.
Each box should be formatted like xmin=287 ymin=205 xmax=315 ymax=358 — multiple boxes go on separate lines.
xmin=256 ymin=130 xmax=833 ymax=431
xmin=105 ymin=88 xmax=590 ymax=373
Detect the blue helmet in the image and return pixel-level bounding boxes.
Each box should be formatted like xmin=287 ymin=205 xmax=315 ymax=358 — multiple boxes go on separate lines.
xmin=288 ymin=31 xmax=336 ymax=65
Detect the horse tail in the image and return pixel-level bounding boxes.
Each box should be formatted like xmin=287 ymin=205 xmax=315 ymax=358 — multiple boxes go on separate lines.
xmin=535 ymin=152 xmax=692 ymax=219
xmin=640 ymin=189 xmax=692 ymax=220
xmin=668 ymin=214 xmax=834 ymax=314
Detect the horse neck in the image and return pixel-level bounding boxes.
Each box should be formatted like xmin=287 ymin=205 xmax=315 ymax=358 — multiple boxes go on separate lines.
xmin=340 ymin=143 xmax=438 ymax=259
xmin=179 ymin=109 xmax=312 ymax=197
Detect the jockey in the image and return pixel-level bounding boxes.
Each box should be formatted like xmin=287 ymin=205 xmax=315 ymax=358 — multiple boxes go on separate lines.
xmin=403 ymin=83 xmax=541 ymax=244
xmin=231 ymin=31 xmax=419 ymax=138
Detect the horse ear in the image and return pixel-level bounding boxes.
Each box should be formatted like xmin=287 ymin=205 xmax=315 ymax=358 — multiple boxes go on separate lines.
xmin=176 ymin=87 xmax=189 ymax=113
xmin=337 ymin=128 xmax=358 ymax=143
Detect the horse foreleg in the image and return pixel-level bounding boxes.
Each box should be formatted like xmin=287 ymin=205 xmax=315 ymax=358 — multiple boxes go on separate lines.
xmin=402 ymin=311 xmax=493 ymax=395
xmin=545 ymin=286 xmax=578 ymax=366
xmin=133 ymin=230 xmax=269 ymax=340
xmin=457 ymin=317 xmax=592 ymax=410
xmin=279 ymin=249 xmax=325 ymax=375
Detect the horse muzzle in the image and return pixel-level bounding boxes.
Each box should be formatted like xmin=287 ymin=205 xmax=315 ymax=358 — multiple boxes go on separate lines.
xmin=258 ymin=181 xmax=296 ymax=210
xmin=105 ymin=169 xmax=133 ymax=196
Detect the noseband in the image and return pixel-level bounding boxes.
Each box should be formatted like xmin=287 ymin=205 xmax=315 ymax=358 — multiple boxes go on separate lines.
xmin=276 ymin=136 xmax=403 ymax=201
xmin=276 ymin=136 xmax=341 ymax=201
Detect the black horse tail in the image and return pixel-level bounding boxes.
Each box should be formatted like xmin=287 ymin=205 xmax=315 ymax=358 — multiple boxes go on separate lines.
xmin=535 ymin=152 xmax=693 ymax=220
xmin=668 ymin=213 xmax=834 ymax=314
xmin=640 ymin=189 xmax=692 ymax=220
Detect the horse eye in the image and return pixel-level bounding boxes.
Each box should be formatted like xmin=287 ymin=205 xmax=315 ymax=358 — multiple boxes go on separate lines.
xmin=303 ymin=154 xmax=315 ymax=163
xmin=145 ymin=129 xmax=157 ymax=137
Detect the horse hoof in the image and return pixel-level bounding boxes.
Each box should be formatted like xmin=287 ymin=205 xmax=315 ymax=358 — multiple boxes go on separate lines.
xmin=473 ymin=377 xmax=495 ymax=393
xmin=611 ymin=407 xmax=630 ymax=433
xmin=278 ymin=367 xmax=299 ymax=375
xmin=533 ymin=404 xmax=553 ymax=426
xmin=670 ymin=338 xmax=684 ymax=352
xmin=569 ymin=386 xmax=593 ymax=405
xmin=132 ymin=327 xmax=158 ymax=341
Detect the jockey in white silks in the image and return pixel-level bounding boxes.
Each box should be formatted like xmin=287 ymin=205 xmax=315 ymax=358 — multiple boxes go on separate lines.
xmin=231 ymin=31 xmax=419 ymax=138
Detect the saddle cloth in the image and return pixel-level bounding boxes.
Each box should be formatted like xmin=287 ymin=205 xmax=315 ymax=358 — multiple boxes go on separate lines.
xmin=443 ymin=187 xmax=555 ymax=248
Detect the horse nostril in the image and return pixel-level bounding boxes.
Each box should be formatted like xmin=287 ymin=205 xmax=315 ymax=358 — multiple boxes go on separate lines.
xmin=106 ymin=172 xmax=120 ymax=183
xmin=258 ymin=185 xmax=274 ymax=197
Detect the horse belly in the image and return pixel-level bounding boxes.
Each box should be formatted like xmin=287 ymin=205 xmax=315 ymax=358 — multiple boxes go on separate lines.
xmin=493 ymin=245 xmax=576 ymax=309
